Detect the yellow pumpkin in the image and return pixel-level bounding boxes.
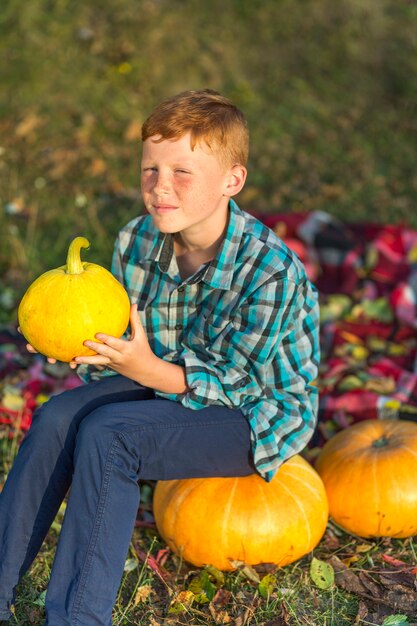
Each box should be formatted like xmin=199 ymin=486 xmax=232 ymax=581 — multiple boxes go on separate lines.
xmin=18 ymin=237 xmax=130 ymax=362
xmin=315 ymin=419 xmax=417 ymax=538
xmin=153 ymin=455 xmax=329 ymax=571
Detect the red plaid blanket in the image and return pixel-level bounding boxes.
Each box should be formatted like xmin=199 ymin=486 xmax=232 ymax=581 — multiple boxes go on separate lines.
xmin=257 ymin=210 xmax=417 ymax=448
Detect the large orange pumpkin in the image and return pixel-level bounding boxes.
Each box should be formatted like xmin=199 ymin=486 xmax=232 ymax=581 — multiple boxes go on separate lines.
xmin=18 ymin=237 xmax=130 ymax=362
xmin=315 ymin=419 xmax=417 ymax=538
xmin=153 ymin=455 xmax=329 ymax=571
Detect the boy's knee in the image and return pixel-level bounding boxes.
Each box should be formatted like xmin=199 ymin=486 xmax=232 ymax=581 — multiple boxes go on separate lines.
xmin=75 ymin=406 xmax=120 ymax=448
xmin=28 ymin=391 xmax=80 ymax=444
xmin=74 ymin=406 xmax=154 ymax=465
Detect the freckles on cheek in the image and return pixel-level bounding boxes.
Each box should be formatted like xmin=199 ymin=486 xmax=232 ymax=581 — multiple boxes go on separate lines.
xmin=141 ymin=177 xmax=152 ymax=192
xmin=175 ymin=178 xmax=193 ymax=191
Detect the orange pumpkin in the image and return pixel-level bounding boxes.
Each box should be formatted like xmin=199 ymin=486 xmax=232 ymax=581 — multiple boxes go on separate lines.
xmin=18 ymin=237 xmax=130 ymax=362
xmin=153 ymin=455 xmax=329 ymax=571
xmin=315 ymin=419 xmax=417 ymax=538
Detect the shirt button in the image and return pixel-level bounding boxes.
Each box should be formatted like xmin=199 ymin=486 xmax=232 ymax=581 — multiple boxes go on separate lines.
xmin=175 ymin=323 xmax=183 ymax=330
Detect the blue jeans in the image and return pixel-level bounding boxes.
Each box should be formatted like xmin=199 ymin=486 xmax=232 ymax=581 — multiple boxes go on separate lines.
xmin=0 ymin=375 xmax=254 ymax=625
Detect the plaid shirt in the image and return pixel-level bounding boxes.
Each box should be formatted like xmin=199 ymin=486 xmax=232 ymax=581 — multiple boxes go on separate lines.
xmin=81 ymin=200 xmax=320 ymax=481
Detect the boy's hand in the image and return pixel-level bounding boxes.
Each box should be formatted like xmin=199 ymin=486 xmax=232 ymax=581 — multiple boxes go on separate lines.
xmin=74 ymin=304 xmax=155 ymax=381
xmin=18 ymin=326 xmax=60 ymax=365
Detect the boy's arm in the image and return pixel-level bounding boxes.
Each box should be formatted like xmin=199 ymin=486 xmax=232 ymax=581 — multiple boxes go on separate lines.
xmin=75 ymin=303 xmax=189 ymax=394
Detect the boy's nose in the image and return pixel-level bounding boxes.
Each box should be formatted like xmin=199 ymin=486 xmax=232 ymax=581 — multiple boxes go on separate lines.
xmin=153 ymin=173 xmax=171 ymax=195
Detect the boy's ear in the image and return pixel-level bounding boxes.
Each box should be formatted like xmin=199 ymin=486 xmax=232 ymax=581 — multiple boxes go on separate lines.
xmin=223 ymin=164 xmax=247 ymax=198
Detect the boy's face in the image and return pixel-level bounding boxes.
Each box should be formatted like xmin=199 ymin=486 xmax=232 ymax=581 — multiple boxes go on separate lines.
xmin=141 ymin=132 xmax=242 ymax=246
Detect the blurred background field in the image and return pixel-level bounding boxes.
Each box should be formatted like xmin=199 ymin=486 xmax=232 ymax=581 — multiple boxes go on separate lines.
xmin=1 ymin=0 xmax=417 ymax=321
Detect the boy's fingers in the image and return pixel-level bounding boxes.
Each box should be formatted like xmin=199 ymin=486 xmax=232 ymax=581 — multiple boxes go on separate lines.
xmin=74 ymin=355 xmax=111 ymax=366
xmin=129 ymin=303 xmax=143 ymax=338
xmin=91 ymin=335 xmax=122 ymax=350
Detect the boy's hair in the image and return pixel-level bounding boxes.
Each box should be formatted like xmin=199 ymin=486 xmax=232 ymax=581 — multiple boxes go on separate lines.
xmin=141 ymin=89 xmax=249 ymax=167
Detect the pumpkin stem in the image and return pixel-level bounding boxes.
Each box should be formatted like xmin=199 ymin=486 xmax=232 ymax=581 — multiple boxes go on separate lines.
xmin=372 ymin=436 xmax=389 ymax=448
xmin=66 ymin=237 xmax=90 ymax=274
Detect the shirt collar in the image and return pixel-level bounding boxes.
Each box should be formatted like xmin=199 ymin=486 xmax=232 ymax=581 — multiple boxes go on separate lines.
xmin=202 ymin=199 xmax=245 ymax=290
xmin=157 ymin=233 xmax=174 ymax=273
xmin=138 ymin=223 xmax=173 ymax=273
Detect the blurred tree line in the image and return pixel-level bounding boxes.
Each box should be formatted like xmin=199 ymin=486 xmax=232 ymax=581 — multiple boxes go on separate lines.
xmin=0 ymin=0 xmax=416 ymax=303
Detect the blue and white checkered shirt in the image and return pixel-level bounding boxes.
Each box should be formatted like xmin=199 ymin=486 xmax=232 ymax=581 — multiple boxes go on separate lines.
xmin=81 ymin=200 xmax=320 ymax=481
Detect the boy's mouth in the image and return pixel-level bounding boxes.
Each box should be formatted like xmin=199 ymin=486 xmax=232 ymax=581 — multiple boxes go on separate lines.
xmin=153 ymin=204 xmax=178 ymax=213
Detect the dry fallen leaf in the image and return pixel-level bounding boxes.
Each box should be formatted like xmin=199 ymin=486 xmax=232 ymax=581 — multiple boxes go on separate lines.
xmin=354 ymin=599 xmax=369 ymax=624
xmin=168 ymin=590 xmax=194 ymax=614
xmin=133 ymin=584 xmax=152 ymax=606
xmin=328 ymin=555 xmax=367 ymax=595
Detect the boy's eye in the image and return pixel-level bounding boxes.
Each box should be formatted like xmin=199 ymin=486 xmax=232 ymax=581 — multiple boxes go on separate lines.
xmin=142 ymin=167 xmax=157 ymax=173
xmin=175 ymin=169 xmax=190 ymax=174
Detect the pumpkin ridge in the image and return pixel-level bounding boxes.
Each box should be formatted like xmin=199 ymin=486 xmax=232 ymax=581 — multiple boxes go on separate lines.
xmin=318 ymin=449 xmax=368 ymax=519
xmin=401 ymin=444 xmax=417 ymax=461
xmin=387 ymin=455 xmax=402 ymax=524
xmin=371 ymin=452 xmax=406 ymax=536
xmin=336 ymin=420 xmax=378 ymax=443
xmin=273 ymin=479 xmax=312 ymax=549
xmin=370 ymin=451 xmax=383 ymax=535
xmin=384 ymin=420 xmax=413 ymax=437
xmin=283 ymin=458 xmax=316 ymax=473
xmin=161 ymin=480 xmax=205 ymax=560
xmin=220 ymin=478 xmax=238 ymax=566
xmin=280 ymin=470 xmax=324 ymax=502
xmin=172 ymin=480 xmax=204 ymax=518
xmin=255 ymin=477 xmax=272 ymax=555
xmin=315 ymin=448 xmax=350 ymax=476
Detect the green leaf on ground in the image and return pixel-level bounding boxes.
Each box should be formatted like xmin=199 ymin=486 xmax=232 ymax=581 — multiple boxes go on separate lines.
xmin=310 ymin=557 xmax=334 ymax=589
xmin=258 ymin=573 xmax=277 ymax=598
xmin=381 ymin=616 xmax=409 ymax=626
xmin=188 ymin=570 xmax=216 ymax=604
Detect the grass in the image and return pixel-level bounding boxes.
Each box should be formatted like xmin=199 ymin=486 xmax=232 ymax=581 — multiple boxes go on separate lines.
xmin=7 ymin=525 xmax=416 ymax=625
xmin=4 ymin=519 xmax=360 ymax=625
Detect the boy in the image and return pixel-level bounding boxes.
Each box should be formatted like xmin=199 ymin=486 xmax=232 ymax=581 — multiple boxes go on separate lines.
xmin=0 ymin=89 xmax=319 ymax=625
